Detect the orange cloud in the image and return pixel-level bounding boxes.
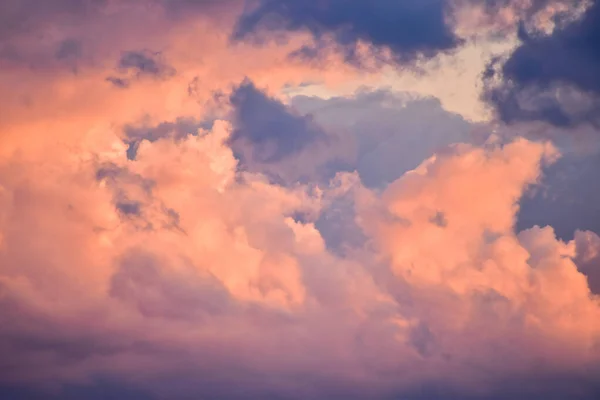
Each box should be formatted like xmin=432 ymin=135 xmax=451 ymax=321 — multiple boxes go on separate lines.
xmin=1 ymin=2 xmax=599 ymax=399
xmin=2 ymin=113 xmax=599 ymax=396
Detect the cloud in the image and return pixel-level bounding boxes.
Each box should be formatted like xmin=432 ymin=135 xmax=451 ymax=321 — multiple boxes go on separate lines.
xmin=123 ymin=117 xmax=211 ymax=160
xmin=54 ymin=38 xmax=82 ymax=61
xmin=517 ymin=148 xmax=600 ymax=241
xmin=0 ymin=0 xmax=107 ymax=41
xmin=227 ymin=79 xmax=352 ymax=185
xmin=110 ymin=249 xmax=234 ymax=320
xmin=288 ymin=88 xmax=477 ymax=253
xmin=1 ymin=1 xmax=600 ymax=398
xmin=292 ymin=88 xmax=475 ymax=188
xmin=483 ymin=0 xmax=600 ymax=127
xmin=573 ymin=230 xmax=600 ymax=294
xmin=0 ymin=0 xmax=237 ymax=43
xmin=226 ymin=84 xmax=476 ymax=189
xmin=0 ymin=0 xmax=360 ymax=153
xmin=159 ymin=0 xmax=243 ymax=19
xmin=117 ymin=50 xmax=175 ymax=78
xmin=226 ymin=84 xmax=478 ymax=189
xmin=229 ymin=79 xmax=328 ymax=164
xmin=106 ymin=50 xmax=176 ymax=87
xmin=233 ymin=0 xmax=464 ymax=66
xmin=1 ymin=113 xmax=600 ymax=398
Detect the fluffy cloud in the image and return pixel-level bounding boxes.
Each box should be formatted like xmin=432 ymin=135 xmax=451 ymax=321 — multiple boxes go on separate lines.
xmin=1 ymin=112 xmax=600 ymax=398
xmin=1 ymin=1 xmax=599 ymax=399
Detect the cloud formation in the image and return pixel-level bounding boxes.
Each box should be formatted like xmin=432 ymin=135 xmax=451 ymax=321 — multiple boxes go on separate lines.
xmin=484 ymin=0 xmax=600 ymax=127
xmin=1 ymin=113 xmax=600 ymax=398
xmin=292 ymin=89 xmax=475 ymax=187
xmin=233 ymin=0 xmax=463 ymax=65
xmin=1 ymin=1 xmax=600 ymax=399
xmin=229 ymin=79 xmax=328 ymax=164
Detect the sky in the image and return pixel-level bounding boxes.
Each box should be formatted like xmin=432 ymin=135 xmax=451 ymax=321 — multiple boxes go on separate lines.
xmin=1 ymin=0 xmax=600 ymax=399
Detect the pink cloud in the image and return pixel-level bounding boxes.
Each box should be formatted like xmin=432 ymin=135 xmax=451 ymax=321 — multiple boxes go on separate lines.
xmin=0 ymin=2 xmax=599 ymax=399
xmin=1 ymin=114 xmax=599 ymax=397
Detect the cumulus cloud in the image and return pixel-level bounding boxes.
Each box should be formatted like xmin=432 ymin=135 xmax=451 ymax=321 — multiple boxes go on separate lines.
xmin=1 ymin=1 xmax=600 ymax=399
xmin=1 ymin=112 xmax=600 ymax=398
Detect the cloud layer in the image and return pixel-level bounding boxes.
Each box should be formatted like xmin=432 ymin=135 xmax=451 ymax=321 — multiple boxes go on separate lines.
xmin=1 ymin=1 xmax=600 ymax=399
xmin=233 ymin=0 xmax=463 ymax=65
xmin=2 ymin=109 xmax=600 ymax=398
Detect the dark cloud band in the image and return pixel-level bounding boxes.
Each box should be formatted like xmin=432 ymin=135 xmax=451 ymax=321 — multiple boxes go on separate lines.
xmin=483 ymin=0 xmax=600 ymax=128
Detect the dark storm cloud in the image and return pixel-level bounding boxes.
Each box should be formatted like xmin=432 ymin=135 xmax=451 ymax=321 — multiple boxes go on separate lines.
xmin=228 ymin=79 xmax=328 ymax=164
xmin=232 ymin=0 xmax=463 ymax=65
xmin=484 ymin=0 xmax=600 ymax=127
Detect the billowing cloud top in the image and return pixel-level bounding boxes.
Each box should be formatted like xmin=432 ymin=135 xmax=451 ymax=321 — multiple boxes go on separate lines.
xmin=1 ymin=1 xmax=600 ymax=399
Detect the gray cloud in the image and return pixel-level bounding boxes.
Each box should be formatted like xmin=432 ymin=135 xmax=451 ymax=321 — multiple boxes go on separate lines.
xmin=229 ymin=79 xmax=328 ymax=164
xmin=292 ymin=88 xmax=474 ymax=188
xmin=517 ymin=150 xmax=600 ymax=240
xmin=111 ymin=250 xmax=234 ymax=320
xmin=232 ymin=0 xmax=463 ymax=66
xmin=483 ymin=0 xmax=600 ymax=128
xmin=106 ymin=50 xmax=176 ymax=87
xmin=123 ymin=117 xmax=210 ymax=160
